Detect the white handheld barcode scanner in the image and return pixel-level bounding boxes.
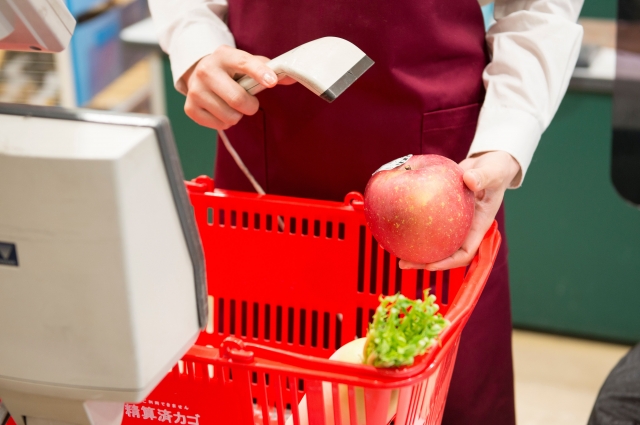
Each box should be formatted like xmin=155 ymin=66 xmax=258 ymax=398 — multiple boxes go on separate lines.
xmin=221 ymin=37 xmax=374 ymax=197
xmin=236 ymin=37 xmax=374 ymax=102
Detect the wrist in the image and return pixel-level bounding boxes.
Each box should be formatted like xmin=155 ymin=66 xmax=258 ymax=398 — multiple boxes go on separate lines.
xmin=500 ymin=151 xmax=521 ymax=187
xmin=182 ymin=64 xmax=198 ymax=90
xmin=471 ymin=150 xmax=522 ymax=189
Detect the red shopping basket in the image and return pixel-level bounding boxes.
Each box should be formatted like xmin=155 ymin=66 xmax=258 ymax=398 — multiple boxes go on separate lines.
xmin=118 ymin=175 xmax=501 ymax=425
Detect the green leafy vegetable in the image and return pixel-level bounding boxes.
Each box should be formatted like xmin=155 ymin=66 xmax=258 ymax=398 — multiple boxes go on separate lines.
xmin=363 ymin=291 xmax=448 ymax=368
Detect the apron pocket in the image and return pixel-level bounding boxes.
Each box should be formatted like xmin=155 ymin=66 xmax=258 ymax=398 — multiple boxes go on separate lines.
xmin=421 ymin=103 xmax=480 ymax=163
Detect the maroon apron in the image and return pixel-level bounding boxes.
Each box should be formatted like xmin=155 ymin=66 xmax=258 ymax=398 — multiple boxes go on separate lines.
xmin=215 ymin=1 xmax=515 ymax=423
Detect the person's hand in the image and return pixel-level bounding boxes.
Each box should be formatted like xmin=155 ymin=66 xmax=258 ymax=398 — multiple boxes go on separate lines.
xmin=399 ymin=151 xmax=521 ymax=271
xmin=182 ymin=45 xmax=293 ymax=130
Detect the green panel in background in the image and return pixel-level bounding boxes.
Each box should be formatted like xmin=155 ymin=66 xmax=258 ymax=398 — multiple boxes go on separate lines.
xmin=580 ymin=0 xmax=617 ymax=19
xmin=162 ymin=56 xmax=218 ymax=180
xmin=506 ymin=92 xmax=640 ymax=344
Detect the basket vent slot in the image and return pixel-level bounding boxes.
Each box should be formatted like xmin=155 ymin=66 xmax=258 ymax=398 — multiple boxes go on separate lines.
xmin=442 ymin=270 xmax=450 ymax=305
xmin=299 ymin=309 xmax=307 ymax=345
xmin=357 ymin=225 xmax=366 ymax=293
xmin=217 ymin=298 xmax=225 ymax=334
xmin=266 ymin=214 xmax=273 ymax=231
xmin=338 ymin=223 xmax=345 ymax=240
xmin=230 ymin=210 xmax=237 ymax=228
xmin=241 ymin=301 xmax=248 ymax=337
xmin=254 ymin=213 xmax=261 ymax=230
xmin=264 ymin=304 xmax=271 ymax=341
xmin=253 ymin=303 xmax=260 ymax=339
xmin=242 ymin=211 xmax=249 ymax=229
xmin=313 ymin=220 xmax=321 ymax=237
xmin=356 ymin=307 xmax=363 ymax=338
xmin=311 ymin=311 xmax=319 ymax=347
xmin=229 ymin=299 xmax=236 ymax=335
xmin=326 ymin=222 xmax=333 ymax=238
xmin=277 ymin=216 xmax=284 ymax=233
xmin=416 ymin=270 xmax=424 ymax=299
xmin=207 ymin=208 xmax=214 ymax=225
xmin=395 ymin=259 xmax=403 ymax=293
xmin=219 ymin=209 xmax=226 ymax=226
xmin=323 ymin=312 xmax=330 ymax=349
xmin=276 ymin=306 xmax=283 ymax=342
xmin=206 ymin=295 xmax=214 ymax=334
xmin=429 ymin=270 xmax=437 ymax=297
xmin=335 ymin=313 xmax=343 ymax=350
xmin=301 ymin=219 xmax=309 ymax=235
xmin=382 ymin=250 xmax=390 ymax=295
xmin=289 ymin=217 xmax=296 ymax=234
xmin=369 ymin=237 xmax=378 ymax=294
xmin=288 ymin=307 xmax=295 ymax=344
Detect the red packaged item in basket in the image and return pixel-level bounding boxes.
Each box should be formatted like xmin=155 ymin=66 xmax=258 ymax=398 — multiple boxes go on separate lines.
xmin=121 ymin=176 xmax=501 ymax=425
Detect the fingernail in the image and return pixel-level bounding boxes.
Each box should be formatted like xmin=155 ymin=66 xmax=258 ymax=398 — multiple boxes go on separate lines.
xmin=468 ymin=171 xmax=480 ymax=187
xmin=263 ymin=73 xmax=276 ymax=85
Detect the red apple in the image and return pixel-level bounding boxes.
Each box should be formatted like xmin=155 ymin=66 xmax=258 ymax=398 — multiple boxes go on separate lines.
xmin=363 ymin=154 xmax=474 ymax=264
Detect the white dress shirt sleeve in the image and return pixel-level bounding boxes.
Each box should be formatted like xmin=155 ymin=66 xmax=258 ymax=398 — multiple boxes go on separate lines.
xmin=468 ymin=0 xmax=584 ymax=186
xmin=147 ymin=0 xmax=233 ymax=95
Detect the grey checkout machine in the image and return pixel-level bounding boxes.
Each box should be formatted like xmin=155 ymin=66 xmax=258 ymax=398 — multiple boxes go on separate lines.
xmin=0 ymin=2 xmax=207 ymax=425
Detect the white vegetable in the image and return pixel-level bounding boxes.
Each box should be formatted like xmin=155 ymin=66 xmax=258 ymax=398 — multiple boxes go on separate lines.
xmin=285 ymin=338 xmax=398 ymax=425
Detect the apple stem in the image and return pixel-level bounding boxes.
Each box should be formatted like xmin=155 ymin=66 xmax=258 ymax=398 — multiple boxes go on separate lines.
xmin=405 ymin=165 xmax=412 ymax=170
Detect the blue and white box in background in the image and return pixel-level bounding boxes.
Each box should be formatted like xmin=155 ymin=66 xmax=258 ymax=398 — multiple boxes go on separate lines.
xmin=70 ymin=7 xmax=123 ymax=106
xmin=66 ymin=0 xmax=150 ymax=106
xmin=481 ymin=2 xmax=496 ymax=31
xmin=65 ymin=0 xmax=109 ymax=18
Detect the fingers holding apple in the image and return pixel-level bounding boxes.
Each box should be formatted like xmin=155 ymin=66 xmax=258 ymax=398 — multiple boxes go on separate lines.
xmin=398 ymin=151 xmax=521 ymax=271
xmin=363 ymin=152 xmax=520 ymax=272
xmin=364 ymin=155 xmax=475 ymax=266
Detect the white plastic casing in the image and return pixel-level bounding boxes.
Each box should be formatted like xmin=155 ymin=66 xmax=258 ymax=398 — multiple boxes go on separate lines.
xmin=237 ymin=37 xmax=371 ymax=100
xmin=0 ymin=114 xmax=200 ymax=416
xmin=0 ymin=0 xmax=75 ymax=53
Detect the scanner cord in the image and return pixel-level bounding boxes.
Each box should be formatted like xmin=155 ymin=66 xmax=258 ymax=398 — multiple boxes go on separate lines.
xmin=218 ymin=129 xmax=266 ymax=195
xmin=218 ymin=129 xmax=285 ymax=231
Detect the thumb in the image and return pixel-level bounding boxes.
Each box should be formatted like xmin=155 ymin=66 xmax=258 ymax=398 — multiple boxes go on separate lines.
xmin=463 ymin=166 xmax=498 ymax=192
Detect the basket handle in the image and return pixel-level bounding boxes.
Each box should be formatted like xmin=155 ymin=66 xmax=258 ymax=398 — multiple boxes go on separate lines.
xmin=220 ymin=336 xmax=255 ymax=364
xmin=344 ymin=192 xmax=364 ymax=210
xmin=185 ymin=175 xmax=214 ymax=193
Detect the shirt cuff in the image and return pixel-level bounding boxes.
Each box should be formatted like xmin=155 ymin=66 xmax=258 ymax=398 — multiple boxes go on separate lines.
xmin=167 ymin=24 xmax=235 ymax=95
xmin=467 ymin=105 xmax=543 ymax=188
